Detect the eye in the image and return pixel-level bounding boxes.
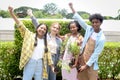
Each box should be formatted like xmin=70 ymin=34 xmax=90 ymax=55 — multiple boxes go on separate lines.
xmin=41 ymin=25 xmax=47 ymax=31
xmin=42 ymin=27 xmax=46 ymax=31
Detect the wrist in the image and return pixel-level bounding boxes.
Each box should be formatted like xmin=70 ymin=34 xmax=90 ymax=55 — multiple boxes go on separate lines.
xmin=9 ymin=10 xmax=13 ymax=12
xmin=85 ymin=64 xmax=89 ymax=69
xmin=51 ymin=64 xmax=54 ymax=67
xmin=28 ymin=14 xmax=33 ymax=17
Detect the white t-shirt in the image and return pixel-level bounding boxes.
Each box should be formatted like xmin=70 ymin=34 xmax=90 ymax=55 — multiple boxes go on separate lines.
xmin=48 ymin=37 xmax=57 ymax=54
xmin=31 ymin=38 xmax=44 ymax=60
xmin=91 ymin=32 xmax=98 ymax=40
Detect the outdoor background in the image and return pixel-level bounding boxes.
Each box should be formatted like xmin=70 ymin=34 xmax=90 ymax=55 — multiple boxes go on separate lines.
xmin=0 ymin=0 xmax=120 ymax=80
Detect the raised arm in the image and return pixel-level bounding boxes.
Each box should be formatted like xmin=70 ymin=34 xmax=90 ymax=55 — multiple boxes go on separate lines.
xmin=69 ymin=3 xmax=76 ymax=14
xmin=27 ymin=9 xmax=39 ymax=28
xmin=68 ymin=3 xmax=89 ymax=30
xmin=8 ymin=6 xmax=29 ymax=38
xmin=8 ymin=6 xmax=20 ymax=24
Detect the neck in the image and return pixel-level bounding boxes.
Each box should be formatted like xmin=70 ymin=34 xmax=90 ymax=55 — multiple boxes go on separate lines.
xmin=94 ymin=28 xmax=101 ymax=33
xmin=37 ymin=35 xmax=43 ymax=39
xmin=72 ymin=32 xmax=79 ymax=37
xmin=50 ymin=33 xmax=56 ymax=38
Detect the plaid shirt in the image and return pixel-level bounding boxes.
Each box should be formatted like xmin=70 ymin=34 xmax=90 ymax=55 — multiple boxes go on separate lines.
xmin=17 ymin=22 xmax=53 ymax=79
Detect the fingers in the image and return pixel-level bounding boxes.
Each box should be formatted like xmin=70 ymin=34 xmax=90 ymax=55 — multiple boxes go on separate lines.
xmin=27 ymin=9 xmax=32 ymax=14
xmin=79 ymin=68 xmax=83 ymax=72
xmin=51 ymin=66 xmax=57 ymax=74
xmin=60 ymin=36 xmax=65 ymax=41
xmin=8 ymin=6 xmax=13 ymax=12
xmin=27 ymin=9 xmax=33 ymax=16
xmin=69 ymin=2 xmax=73 ymax=7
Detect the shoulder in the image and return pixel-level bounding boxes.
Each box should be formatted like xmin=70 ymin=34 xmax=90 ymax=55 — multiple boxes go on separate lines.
xmin=99 ymin=30 xmax=106 ymax=40
xmin=77 ymin=34 xmax=84 ymax=42
xmin=98 ymin=31 xmax=106 ymax=44
xmin=65 ymin=33 xmax=71 ymax=38
xmin=100 ymin=33 xmax=106 ymax=41
xmin=56 ymin=37 xmax=62 ymax=42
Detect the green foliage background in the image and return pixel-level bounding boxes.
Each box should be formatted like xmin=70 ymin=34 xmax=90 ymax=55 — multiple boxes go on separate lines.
xmin=0 ymin=20 xmax=120 ymax=80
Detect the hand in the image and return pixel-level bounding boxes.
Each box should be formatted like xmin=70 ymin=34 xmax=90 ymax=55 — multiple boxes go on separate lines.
xmin=51 ymin=65 xmax=56 ymax=74
xmin=76 ymin=65 xmax=81 ymax=72
xmin=54 ymin=66 xmax=60 ymax=73
xmin=79 ymin=65 xmax=89 ymax=72
xmin=57 ymin=34 xmax=65 ymax=41
xmin=60 ymin=36 xmax=65 ymax=41
xmin=76 ymin=40 xmax=81 ymax=46
xmin=68 ymin=2 xmax=75 ymax=13
xmin=27 ymin=9 xmax=33 ymax=17
xmin=71 ymin=64 xmax=77 ymax=68
xmin=69 ymin=2 xmax=73 ymax=8
xmin=8 ymin=6 xmax=13 ymax=12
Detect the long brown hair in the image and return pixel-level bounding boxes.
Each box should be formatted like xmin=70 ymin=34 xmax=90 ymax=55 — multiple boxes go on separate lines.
xmin=34 ymin=23 xmax=48 ymax=53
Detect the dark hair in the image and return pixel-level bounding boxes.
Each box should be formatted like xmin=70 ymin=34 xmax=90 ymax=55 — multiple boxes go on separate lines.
xmin=68 ymin=20 xmax=81 ymax=32
xmin=89 ymin=13 xmax=103 ymax=23
xmin=34 ymin=23 xmax=48 ymax=53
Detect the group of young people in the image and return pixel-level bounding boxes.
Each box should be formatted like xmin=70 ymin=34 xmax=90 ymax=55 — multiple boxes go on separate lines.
xmin=8 ymin=2 xmax=105 ymax=80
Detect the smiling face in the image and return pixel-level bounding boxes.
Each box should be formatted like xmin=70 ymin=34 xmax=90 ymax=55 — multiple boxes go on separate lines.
xmin=37 ymin=24 xmax=47 ymax=38
xmin=69 ymin=22 xmax=78 ymax=34
xmin=50 ymin=23 xmax=60 ymax=36
xmin=89 ymin=13 xmax=103 ymax=33
xmin=91 ymin=19 xmax=102 ymax=33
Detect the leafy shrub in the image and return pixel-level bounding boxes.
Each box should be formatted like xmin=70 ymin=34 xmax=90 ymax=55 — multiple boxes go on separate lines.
xmin=98 ymin=42 xmax=120 ymax=79
xmin=1 ymin=20 xmax=120 ymax=80
xmin=0 ymin=41 xmax=17 ymax=80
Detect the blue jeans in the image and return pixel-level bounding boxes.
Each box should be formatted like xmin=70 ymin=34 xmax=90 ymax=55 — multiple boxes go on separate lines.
xmin=47 ymin=54 xmax=59 ymax=80
xmin=23 ymin=58 xmax=43 ymax=80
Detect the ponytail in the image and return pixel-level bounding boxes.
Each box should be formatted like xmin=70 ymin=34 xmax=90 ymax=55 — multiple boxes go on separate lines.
xmin=44 ymin=34 xmax=48 ymax=53
xmin=34 ymin=32 xmax=38 ymax=46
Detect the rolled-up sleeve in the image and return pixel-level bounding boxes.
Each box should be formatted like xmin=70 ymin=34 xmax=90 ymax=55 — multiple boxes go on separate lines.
xmin=86 ymin=40 xmax=105 ymax=67
xmin=17 ymin=21 xmax=31 ymax=38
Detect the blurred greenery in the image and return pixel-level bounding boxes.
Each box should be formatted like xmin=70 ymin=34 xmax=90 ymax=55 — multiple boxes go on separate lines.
xmin=0 ymin=3 xmax=118 ymax=19
xmin=0 ymin=20 xmax=120 ymax=80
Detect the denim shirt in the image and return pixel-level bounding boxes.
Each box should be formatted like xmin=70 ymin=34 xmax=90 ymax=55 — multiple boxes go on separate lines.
xmin=73 ymin=13 xmax=106 ymax=70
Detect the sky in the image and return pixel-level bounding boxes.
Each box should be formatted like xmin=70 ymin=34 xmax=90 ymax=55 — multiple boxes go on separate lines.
xmin=0 ymin=0 xmax=120 ymax=17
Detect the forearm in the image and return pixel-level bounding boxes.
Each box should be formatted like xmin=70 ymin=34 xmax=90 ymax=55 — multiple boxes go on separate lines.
xmin=69 ymin=3 xmax=76 ymax=14
xmin=9 ymin=9 xmax=20 ymax=25
xmin=74 ymin=55 xmax=79 ymax=66
xmin=27 ymin=9 xmax=39 ymax=28
xmin=70 ymin=5 xmax=76 ymax=13
xmin=31 ymin=16 xmax=39 ymax=28
xmin=73 ymin=13 xmax=88 ymax=30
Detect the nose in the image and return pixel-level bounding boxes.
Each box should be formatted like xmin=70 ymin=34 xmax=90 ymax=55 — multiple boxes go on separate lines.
xmin=71 ymin=28 xmax=74 ymax=31
xmin=54 ymin=28 xmax=56 ymax=30
xmin=41 ymin=28 xmax=44 ymax=31
xmin=54 ymin=28 xmax=59 ymax=32
xmin=41 ymin=29 xmax=46 ymax=34
xmin=92 ymin=22 xmax=97 ymax=26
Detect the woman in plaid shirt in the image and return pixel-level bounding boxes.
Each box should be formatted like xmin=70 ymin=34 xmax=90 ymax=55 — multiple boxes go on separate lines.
xmin=8 ymin=6 xmax=55 ymax=80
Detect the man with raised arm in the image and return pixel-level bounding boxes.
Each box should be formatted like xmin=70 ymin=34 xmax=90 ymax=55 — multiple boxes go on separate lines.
xmin=69 ymin=2 xmax=105 ymax=80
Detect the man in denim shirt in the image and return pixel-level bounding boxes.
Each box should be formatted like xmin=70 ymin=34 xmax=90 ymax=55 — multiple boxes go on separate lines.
xmin=69 ymin=3 xmax=105 ymax=80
